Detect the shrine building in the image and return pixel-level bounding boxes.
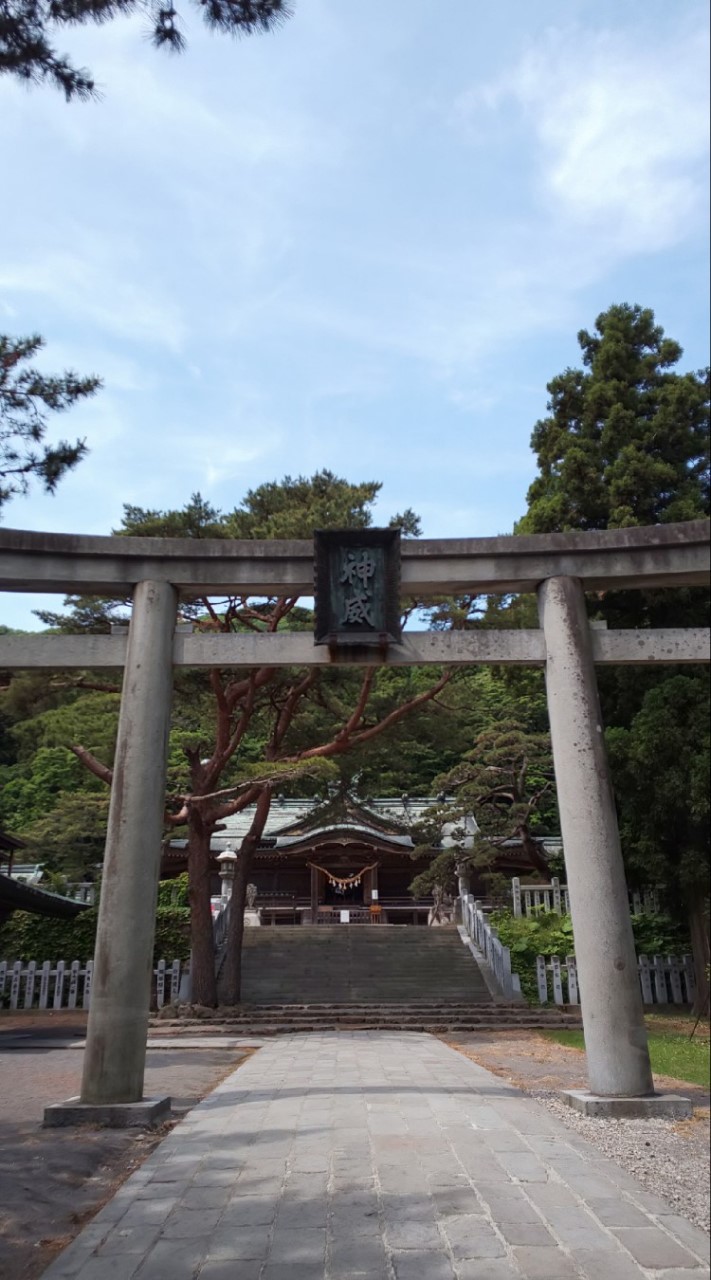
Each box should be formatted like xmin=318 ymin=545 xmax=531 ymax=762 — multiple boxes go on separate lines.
xmin=163 ymin=794 xmax=561 ymax=925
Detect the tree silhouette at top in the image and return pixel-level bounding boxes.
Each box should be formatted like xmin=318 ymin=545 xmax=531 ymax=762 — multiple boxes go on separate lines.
xmin=0 ymin=0 xmax=292 ymax=100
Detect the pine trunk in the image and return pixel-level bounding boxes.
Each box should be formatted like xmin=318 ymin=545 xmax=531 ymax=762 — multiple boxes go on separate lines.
xmin=187 ymin=812 xmax=218 ymax=1008
xmin=516 ymin=825 xmax=550 ymax=876
xmin=222 ymin=790 xmax=272 ymax=1006
xmin=688 ymin=892 xmax=710 ymax=1019
xmin=221 ymin=841 xmax=253 ymax=1006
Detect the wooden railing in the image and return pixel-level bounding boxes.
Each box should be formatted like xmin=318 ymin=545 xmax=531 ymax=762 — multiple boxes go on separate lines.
xmin=512 ymin=876 xmax=660 ymax=919
xmin=0 ymin=957 xmax=183 ymax=1011
xmin=536 ymin=953 xmax=696 ymax=1006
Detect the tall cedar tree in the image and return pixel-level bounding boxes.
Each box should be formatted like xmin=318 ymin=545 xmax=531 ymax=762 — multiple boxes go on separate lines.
xmin=0 ymin=334 xmax=100 ymax=510
xmin=69 ymin=475 xmax=451 ymax=1007
xmin=0 ymin=0 xmax=291 ymax=100
xmin=518 ymin=302 xmax=710 ymax=1014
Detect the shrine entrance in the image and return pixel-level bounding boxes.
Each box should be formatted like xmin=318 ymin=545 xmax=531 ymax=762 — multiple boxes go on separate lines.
xmin=321 ymin=870 xmax=365 ymax=907
xmin=309 ymin=854 xmax=378 ymax=918
xmin=0 ymin=520 xmax=708 ymax=1113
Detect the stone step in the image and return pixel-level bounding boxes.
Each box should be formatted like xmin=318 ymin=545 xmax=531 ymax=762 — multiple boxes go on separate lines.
xmin=152 ymin=1015 xmax=582 ymax=1034
xmin=224 ymin=923 xmax=497 ymax=1006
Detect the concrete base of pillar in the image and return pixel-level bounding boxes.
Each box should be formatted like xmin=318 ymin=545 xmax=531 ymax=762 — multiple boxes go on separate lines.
xmin=43 ymin=1095 xmax=171 ymax=1128
xmin=562 ymin=1089 xmax=692 ymax=1119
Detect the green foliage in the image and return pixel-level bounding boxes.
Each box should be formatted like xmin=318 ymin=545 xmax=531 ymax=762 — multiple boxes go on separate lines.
xmin=607 ymin=673 xmax=710 ymax=905
xmin=0 ymin=0 xmax=292 ymax=101
xmin=34 ymin=596 xmax=130 ymax=633
xmin=629 ymin=912 xmax=690 ymax=957
xmin=118 ymin=471 xmax=421 ymax=545
xmin=9 ymin=690 xmax=120 ymax=763
xmin=409 ymin=712 xmax=557 ymax=898
xmin=490 ymin=909 xmax=576 ymax=1002
xmin=518 ymin=304 xmax=709 ymax=535
xmin=154 ymin=907 xmax=191 ymax=961
xmin=157 ymin=874 xmax=190 ymax=908
xmin=409 ymin=850 xmax=458 ymax=901
xmin=0 ymin=908 xmax=99 ymax=963
xmin=0 ymin=333 xmax=100 ymax=508
xmin=516 ymin=302 xmax=710 ymax=997
xmin=0 ymin=906 xmax=190 ymax=963
xmin=22 ymin=792 xmax=109 ymax=878
xmin=490 ymin=908 xmax=689 ymax=1004
xmin=0 ymin=687 xmax=118 ymax=877
xmin=0 ymin=746 xmax=86 ymax=829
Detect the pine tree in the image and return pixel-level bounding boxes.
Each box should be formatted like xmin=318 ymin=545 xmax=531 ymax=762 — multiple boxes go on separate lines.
xmin=0 ymin=334 xmax=101 ymax=511
xmin=0 ymin=0 xmax=291 ymax=100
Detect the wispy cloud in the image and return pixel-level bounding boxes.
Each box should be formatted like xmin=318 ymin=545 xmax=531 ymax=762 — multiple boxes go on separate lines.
xmin=0 ymin=246 xmax=187 ymax=352
xmin=455 ymin=18 xmax=709 ymax=255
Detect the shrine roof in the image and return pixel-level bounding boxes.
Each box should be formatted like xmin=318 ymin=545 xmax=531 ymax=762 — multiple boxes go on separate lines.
xmin=207 ymin=795 xmax=432 ymax=854
xmin=164 ymin=795 xmax=563 ymax=864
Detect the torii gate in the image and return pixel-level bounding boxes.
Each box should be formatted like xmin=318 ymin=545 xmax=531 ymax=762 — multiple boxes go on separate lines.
xmin=1 ymin=520 xmax=709 ymax=1119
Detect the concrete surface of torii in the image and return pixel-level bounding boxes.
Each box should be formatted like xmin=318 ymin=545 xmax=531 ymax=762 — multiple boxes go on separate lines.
xmin=0 ymin=519 xmax=709 ymax=1124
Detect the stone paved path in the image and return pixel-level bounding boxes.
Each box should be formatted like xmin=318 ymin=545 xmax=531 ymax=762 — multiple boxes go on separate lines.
xmin=41 ymin=1033 xmax=710 ymax=1280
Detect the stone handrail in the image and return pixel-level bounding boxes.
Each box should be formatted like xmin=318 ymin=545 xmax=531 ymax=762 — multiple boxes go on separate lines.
xmin=459 ymin=894 xmax=521 ymax=1000
xmin=213 ymin=900 xmax=230 ymax=950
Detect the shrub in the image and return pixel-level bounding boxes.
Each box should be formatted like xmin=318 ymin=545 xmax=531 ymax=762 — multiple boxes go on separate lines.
xmin=0 ymin=906 xmax=191 ymax=964
xmin=157 ymin=874 xmax=190 ymax=908
xmin=490 ymin=908 xmax=690 ymax=1004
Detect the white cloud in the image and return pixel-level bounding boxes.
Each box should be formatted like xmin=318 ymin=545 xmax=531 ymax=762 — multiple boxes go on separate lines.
xmin=457 ymin=19 xmax=709 ymax=255
xmin=0 ymin=247 xmax=187 ymax=352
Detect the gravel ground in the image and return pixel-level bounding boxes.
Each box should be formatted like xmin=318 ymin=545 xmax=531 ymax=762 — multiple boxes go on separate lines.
xmin=538 ymin=1090 xmax=711 ymax=1232
xmin=450 ymin=1029 xmax=711 ymax=1236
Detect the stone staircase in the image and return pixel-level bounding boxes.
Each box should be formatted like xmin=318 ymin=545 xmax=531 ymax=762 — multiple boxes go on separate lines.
xmin=153 ymin=927 xmax=582 ymax=1034
xmin=240 ymin=925 xmax=493 ymax=1005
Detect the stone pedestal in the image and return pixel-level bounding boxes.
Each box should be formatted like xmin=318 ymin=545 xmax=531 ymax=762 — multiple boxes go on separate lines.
xmin=243 ymin=909 xmax=262 ymax=927
xmin=44 ymin=1096 xmax=171 ymax=1128
xmin=563 ymin=1090 xmax=691 ymax=1119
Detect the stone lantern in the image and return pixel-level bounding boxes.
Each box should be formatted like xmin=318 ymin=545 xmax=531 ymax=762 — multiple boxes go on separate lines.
xmin=216 ymin=846 xmax=238 ymax=903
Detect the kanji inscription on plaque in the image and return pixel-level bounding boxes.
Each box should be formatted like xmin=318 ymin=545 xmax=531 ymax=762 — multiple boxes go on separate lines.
xmin=314 ymin=528 xmax=402 ymax=647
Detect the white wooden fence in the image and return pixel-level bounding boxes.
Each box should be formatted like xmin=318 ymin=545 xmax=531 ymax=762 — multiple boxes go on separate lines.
xmin=536 ymin=953 xmax=696 ymax=1006
xmin=0 ymin=958 xmax=182 ymax=1012
xmin=512 ymin=877 xmax=570 ymax=917
xmin=512 ymin=877 xmax=660 ymax=919
xmin=460 ymin=894 xmax=522 ymax=1000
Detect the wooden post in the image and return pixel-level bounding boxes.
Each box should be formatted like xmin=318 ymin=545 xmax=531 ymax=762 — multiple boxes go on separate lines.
xmin=310 ymin=864 xmax=319 ymax=923
xmin=536 ymin=956 xmax=549 ymax=1004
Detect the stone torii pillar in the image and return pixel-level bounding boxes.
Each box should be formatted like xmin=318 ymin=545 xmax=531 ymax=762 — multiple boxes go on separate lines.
xmin=538 ymin=577 xmax=688 ymax=1116
xmin=46 ymin=580 xmax=178 ymax=1124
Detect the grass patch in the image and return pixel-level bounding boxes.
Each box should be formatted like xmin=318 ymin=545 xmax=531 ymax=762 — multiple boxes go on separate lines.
xmin=542 ymin=1026 xmax=711 ymax=1088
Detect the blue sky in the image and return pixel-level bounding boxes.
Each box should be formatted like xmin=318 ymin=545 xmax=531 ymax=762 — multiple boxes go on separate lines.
xmin=1 ymin=0 xmax=709 ymax=628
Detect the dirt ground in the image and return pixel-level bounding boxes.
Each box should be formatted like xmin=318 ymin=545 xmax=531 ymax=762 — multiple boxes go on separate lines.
xmin=447 ymin=1027 xmax=711 ymax=1110
xmin=0 ymin=1011 xmax=252 ymax=1280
